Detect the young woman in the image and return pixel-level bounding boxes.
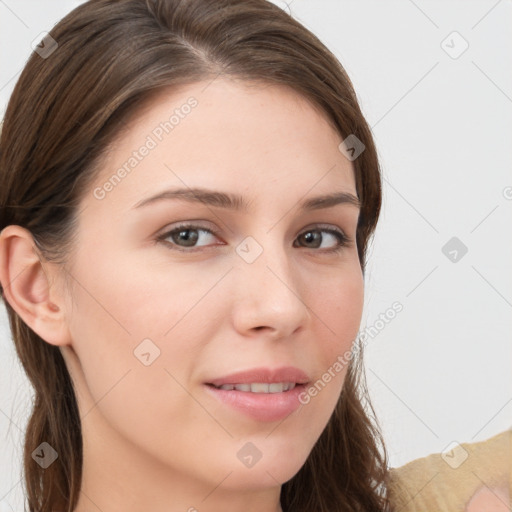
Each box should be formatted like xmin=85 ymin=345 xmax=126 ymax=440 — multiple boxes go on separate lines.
xmin=0 ymin=0 xmax=390 ymax=510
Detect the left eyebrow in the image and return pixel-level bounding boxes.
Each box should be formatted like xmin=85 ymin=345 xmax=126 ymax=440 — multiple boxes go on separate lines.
xmin=132 ymin=187 xmax=361 ymax=212
xmin=300 ymin=191 xmax=361 ymax=210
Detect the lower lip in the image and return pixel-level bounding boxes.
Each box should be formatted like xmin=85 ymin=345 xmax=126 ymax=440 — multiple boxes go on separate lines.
xmin=204 ymin=383 xmax=307 ymax=422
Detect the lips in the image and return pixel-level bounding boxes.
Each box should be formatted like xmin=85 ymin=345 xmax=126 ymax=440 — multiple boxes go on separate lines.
xmin=206 ymin=366 xmax=310 ymax=388
xmin=212 ymin=382 xmax=297 ymax=393
xmin=203 ymin=366 xmax=310 ymax=422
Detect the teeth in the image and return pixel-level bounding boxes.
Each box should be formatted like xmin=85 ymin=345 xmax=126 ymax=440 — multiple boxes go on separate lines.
xmin=215 ymin=382 xmax=297 ymax=393
xmin=250 ymin=383 xmax=270 ymax=393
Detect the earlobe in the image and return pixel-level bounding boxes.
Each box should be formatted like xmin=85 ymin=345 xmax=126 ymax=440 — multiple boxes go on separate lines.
xmin=0 ymin=225 xmax=71 ymax=347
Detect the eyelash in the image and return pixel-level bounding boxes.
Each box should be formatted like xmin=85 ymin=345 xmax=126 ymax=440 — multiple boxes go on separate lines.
xmin=156 ymin=222 xmax=352 ymax=254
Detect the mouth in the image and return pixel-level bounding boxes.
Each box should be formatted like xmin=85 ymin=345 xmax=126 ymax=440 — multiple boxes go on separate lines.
xmin=204 ymin=382 xmax=308 ymax=422
xmin=206 ymin=382 xmax=301 ymax=393
xmin=203 ymin=366 xmax=310 ymax=421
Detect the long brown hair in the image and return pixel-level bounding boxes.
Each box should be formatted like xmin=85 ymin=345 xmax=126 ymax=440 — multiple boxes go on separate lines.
xmin=0 ymin=0 xmax=389 ymax=510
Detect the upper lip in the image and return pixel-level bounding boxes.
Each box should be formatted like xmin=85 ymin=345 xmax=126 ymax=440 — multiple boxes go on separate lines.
xmin=206 ymin=366 xmax=310 ymax=387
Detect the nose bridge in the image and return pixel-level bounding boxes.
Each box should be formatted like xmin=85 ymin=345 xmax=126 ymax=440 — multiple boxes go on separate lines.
xmin=236 ymin=231 xmax=294 ymax=293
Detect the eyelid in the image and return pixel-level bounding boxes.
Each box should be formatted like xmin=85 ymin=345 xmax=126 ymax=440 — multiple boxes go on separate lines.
xmin=156 ymin=221 xmax=353 ymax=253
xmin=297 ymin=223 xmax=353 ymax=252
xmin=155 ymin=220 xmax=219 ymax=239
xmin=156 ymin=221 xmax=225 ymax=253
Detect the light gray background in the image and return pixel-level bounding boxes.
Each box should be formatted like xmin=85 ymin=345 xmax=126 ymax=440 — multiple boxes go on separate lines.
xmin=1 ymin=0 xmax=511 ymax=509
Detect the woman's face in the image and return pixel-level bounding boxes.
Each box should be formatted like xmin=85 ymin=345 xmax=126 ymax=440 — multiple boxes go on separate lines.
xmin=58 ymin=77 xmax=364 ymax=506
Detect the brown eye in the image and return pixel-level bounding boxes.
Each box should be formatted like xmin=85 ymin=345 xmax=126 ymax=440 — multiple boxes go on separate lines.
xmin=156 ymin=223 xmax=351 ymax=254
xmin=295 ymin=227 xmax=350 ymax=253
xmin=158 ymin=224 xmax=221 ymax=251
xmin=168 ymin=228 xmax=199 ymax=247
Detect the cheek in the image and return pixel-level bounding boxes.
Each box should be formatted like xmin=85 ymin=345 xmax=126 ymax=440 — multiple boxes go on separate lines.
xmin=64 ymin=271 xmax=206 ymax=468
xmin=307 ymin=260 xmax=364 ymax=354
xmin=66 ymin=242 xmax=217 ymax=345
xmin=292 ymin=262 xmax=364 ymax=423
xmin=63 ymin=248 xmax=202 ymax=420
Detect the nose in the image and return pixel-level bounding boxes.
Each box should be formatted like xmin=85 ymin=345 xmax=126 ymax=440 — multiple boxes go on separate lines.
xmin=230 ymin=236 xmax=311 ymax=340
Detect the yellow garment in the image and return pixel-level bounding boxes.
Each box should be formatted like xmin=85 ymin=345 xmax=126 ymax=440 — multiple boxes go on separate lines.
xmin=387 ymin=429 xmax=511 ymax=511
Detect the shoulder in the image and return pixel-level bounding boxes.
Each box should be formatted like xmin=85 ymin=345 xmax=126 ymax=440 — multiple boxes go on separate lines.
xmin=386 ymin=428 xmax=511 ymax=512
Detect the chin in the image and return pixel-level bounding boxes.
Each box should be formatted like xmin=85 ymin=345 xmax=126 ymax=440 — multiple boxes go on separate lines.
xmin=218 ymin=443 xmax=311 ymax=491
xmin=224 ymin=463 xmax=304 ymax=491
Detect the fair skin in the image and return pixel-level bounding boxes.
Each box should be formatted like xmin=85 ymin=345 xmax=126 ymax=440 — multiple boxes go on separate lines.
xmin=0 ymin=77 xmax=363 ymax=511
xmin=465 ymin=484 xmax=510 ymax=512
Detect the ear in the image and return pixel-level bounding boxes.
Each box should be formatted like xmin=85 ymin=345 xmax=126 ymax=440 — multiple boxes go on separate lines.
xmin=0 ymin=225 xmax=71 ymax=346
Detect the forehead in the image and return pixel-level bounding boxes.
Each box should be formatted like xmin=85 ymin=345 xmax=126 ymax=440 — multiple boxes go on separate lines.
xmin=86 ymin=77 xmax=356 ymax=214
